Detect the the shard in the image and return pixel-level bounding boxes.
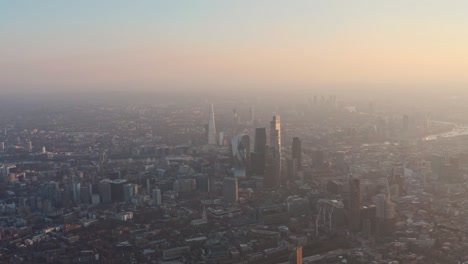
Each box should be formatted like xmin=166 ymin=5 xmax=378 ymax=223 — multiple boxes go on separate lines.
xmin=208 ymin=104 xmax=217 ymax=144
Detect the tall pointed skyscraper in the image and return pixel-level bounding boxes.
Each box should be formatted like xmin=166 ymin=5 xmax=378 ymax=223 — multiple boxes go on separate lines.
xmin=270 ymin=115 xmax=282 ymax=186
xmin=270 ymin=115 xmax=281 ymax=148
xmin=208 ymin=104 xmax=217 ymax=144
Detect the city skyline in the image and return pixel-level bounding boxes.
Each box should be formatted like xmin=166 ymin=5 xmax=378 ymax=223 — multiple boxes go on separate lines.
xmin=2 ymin=1 xmax=468 ymax=94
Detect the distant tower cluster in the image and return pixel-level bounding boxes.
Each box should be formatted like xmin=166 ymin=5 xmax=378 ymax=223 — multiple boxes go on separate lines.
xmin=208 ymin=104 xmax=217 ymax=145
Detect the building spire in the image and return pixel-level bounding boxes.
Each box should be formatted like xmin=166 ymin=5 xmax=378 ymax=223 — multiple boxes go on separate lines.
xmin=208 ymin=104 xmax=217 ymax=144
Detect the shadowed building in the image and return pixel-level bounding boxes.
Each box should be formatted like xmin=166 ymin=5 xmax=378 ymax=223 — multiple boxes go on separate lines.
xmin=292 ymin=137 xmax=302 ymax=171
xmin=252 ymin=128 xmax=267 ymax=175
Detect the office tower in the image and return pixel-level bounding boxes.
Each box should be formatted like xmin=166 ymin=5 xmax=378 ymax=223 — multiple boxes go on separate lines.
xmin=92 ymin=194 xmax=101 ymax=205
xmin=287 ymin=158 xmax=298 ymax=180
xmin=376 ymin=194 xmax=396 ymax=237
xmin=42 ymin=146 xmax=46 ymax=153
xmin=80 ymin=185 xmax=91 ymax=204
xmin=264 ymin=146 xmax=280 ymax=188
xmin=270 ymin=116 xmax=282 ymax=186
xmin=72 ymin=182 xmax=81 ymax=205
xmin=152 ymin=188 xmax=162 ymax=205
xmin=270 ymin=115 xmax=281 ymax=147
xmin=98 ymin=181 xmax=112 ymax=204
xmin=249 ymin=106 xmax=255 ymax=124
xmin=173 ymin=179 xmax=196 ymax=193
xmin=242 ymin=135 xmax=251 ymax=175
xmin=231 ymin=135 xmax=247 ymax=177
xmin=348 ymin=177 xmax=361 ymax=232
xmin=292 ymin=137 xmax=302 ymax=171
xmin=0 ymin=142 xmax=4 ymax=151
xmin=254 ymin=128 xmax=267 ymax=153
xmin=124 ymin=183 xmax=136 ymax=201
xmin=147 ymin=178 xmax=150 ymax=194
xmin=223 ymin=177 xmax=238 ymax=203
xmin=252 ymin=128 xmax=267 ymax=175
xmin=208 ymin=104 xmax=217 ymax=144
xmin=27 ymin=141 xmax=33 ymax=151
xmin=111 ymin=179 xmax=127 ymax=202
xmin=218 ymin=131 xmax=224 ymax=145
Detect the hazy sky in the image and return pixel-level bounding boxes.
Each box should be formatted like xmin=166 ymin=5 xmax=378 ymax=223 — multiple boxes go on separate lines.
xmin=2 ymin=1 xmax=468 ymax=94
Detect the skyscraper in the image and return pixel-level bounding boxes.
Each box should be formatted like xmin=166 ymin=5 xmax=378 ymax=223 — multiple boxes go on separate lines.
xmin=242 ymin=134 xmax=251 ymax=176
xmin=270 ymin=115 xmax=282 ymax=186
xmin=208 ymin=104 xmax=217 ymax=145
xmin=254 ymin=128 xmax=267 ymax=154
xmin=252 ymin=128 xmax=267 ymax=175
xmin=223 ymin=177 xmax=238 ymax=203
xmin=270 ymin=115 xmax=281 ymax=148
xmin=231 ymin=134 xmax=250 ymax=177
xmin=292 ymin=137 xmax=302 ymax=171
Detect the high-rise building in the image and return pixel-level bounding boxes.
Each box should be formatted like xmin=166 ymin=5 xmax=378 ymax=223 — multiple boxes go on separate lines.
xmin=287 ymin=158 xmax=298 ymax=180
xmin=270 ymin=116 xmax=282 ymax=186
xmin=124 ymin=183 xmax=137 ymax=201
xmin=264 ymin=146 xmax=281 ymax=188
xmin=110 ymin=179 xmax=127 ymax=203
xmin=98 ymin=181 xmax=112 ymax=204
xmin=270 ymin=115 xmax=281 ymax=148
xmin=72 ymin=182 xmax=81 ymax=205
xmin=80 ymin=185 xmax=91 ymax=204
xmin=208 ymin=104 xmax=217 ymax=145
xmin=223 ymin=177 xmax=238 ymax=203
xmin=348 ymin=177 xmax=361 ymax=232
xmin=231 ymin=134 xmax=250 ymax=177
xmin=152 ymin=188 xmax=162 ymax=205
xmin=252 ymin=128 xmax=267 ymax=175
xmin=249 ymin=106 xmax=255 ymax=124
xmin=218 ymin=131 xmax=224 ymax=145
xmin=292 ymin=137 xmax=302 ymax=171
xmin=242 ymin=135 xmax=251 ymax=175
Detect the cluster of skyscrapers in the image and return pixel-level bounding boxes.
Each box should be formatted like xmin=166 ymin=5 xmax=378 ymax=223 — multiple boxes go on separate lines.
xmin=208 ymin=105 xmax=302 ymax=189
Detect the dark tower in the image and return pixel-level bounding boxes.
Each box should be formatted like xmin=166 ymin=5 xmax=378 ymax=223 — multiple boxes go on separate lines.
xmin=292 ymin=137 xmax=302 ymax=171
xmin=252 ymin=128 xmax=267 ymax=175
xmin=241 ymin=135 xmax=251 ymax=176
